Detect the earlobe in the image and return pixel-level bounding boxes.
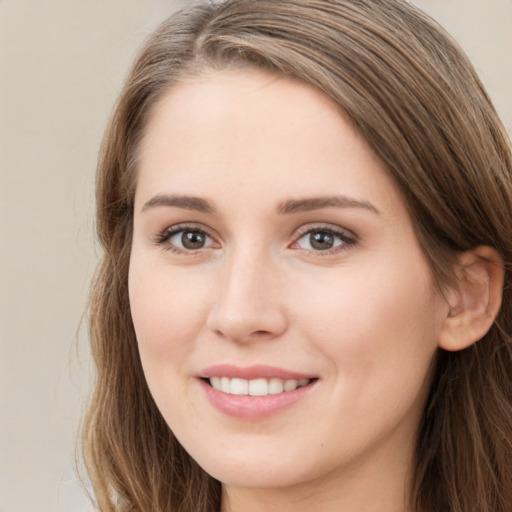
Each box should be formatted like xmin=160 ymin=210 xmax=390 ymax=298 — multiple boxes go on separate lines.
xmin=438 ymin=246 xmax=504 ymax=352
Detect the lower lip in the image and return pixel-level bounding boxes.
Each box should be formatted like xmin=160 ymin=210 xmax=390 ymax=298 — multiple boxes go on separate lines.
xmin=199 ymin=379 xmax=317 ymax=420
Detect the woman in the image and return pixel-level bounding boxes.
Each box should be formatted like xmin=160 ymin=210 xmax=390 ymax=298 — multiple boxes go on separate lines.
xmin=82 ymin=1 xmax=512 ymax=511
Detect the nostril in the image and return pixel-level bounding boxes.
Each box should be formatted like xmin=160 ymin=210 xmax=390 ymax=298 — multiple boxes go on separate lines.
xmin=207 ymin=303 xmax=288 ymax=342
xmin=252 ymin=330 xmax=271 ymax=337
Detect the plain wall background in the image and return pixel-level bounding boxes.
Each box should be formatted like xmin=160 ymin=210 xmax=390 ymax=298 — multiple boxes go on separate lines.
xmin=0 ymin=1 xmax=510 ymax=511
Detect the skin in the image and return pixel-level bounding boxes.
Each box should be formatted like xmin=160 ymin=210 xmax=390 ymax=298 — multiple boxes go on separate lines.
xmin=129 ymin=68 xmax=454 ymax=512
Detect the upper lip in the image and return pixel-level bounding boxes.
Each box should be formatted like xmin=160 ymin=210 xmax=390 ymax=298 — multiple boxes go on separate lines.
xmin=199 ymin=364 xmax=316 ymax=381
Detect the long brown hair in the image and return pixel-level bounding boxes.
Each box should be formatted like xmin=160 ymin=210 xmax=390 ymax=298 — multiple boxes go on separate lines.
xmin=82 ymin=1 xmax=512 ymax=510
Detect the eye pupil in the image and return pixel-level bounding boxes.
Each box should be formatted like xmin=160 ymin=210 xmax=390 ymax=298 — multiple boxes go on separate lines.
xmin=310 ymin=231 xmax=334 ymax=250
xmin=182 ymin=230 xmax=206 ymax=249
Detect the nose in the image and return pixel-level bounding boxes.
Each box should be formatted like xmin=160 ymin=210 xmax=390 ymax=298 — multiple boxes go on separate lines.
xmin=206 ymin=248 xmax=288 ymax=343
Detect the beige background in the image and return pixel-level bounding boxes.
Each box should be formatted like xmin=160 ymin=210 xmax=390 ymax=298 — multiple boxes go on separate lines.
xmin=0 ymin=1 xmax=510 ymax=511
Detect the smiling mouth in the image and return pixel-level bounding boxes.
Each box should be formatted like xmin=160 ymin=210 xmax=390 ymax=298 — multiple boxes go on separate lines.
xmin=205 ymin=377 xmax=314 ymax=396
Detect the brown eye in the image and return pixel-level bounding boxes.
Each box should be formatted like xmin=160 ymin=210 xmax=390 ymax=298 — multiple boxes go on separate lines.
xmin=294 ymin=226 xmax=356 ymax=253
xmin=160 ymin=228 xmax=215 ymax=252
xmin=309 ymin=231 xmax=335 ymax=250
xmin=181 ymin=230 xmax=207 ymax=249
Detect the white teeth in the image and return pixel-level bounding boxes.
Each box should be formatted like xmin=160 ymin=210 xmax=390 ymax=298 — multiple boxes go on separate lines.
xmin=230 ymin=378 xmax=249 ymax=395
xmin=208 ymin=376 xmax=311 ymax=396
xmin=284 ymin=379 xmax=298 ymax=392
xmin=268 ymin=378 xmax=284 ymax=394
xmin=220 ymin=377 xmax=230 ymax=393
xmin=249 ymin=378 xmax=268 ymax=396
xmin=210 ymin=376 xmax=222 ymax=391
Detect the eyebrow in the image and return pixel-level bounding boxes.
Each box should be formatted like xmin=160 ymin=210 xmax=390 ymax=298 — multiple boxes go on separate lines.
xmin=278 ymin=195 xmax=380 ymax=215
xmin=141 ymin=193 xmax=380 ymax=216
xmin=141 ymin=194 xmax=216 ymax=214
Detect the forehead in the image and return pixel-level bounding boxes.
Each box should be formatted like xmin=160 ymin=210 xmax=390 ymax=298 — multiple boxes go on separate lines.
xmin=135 ymin=68 xmax=400 ymax=217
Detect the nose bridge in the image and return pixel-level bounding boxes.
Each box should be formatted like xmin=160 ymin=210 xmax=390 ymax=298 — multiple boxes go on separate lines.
xmin=207 ymin=241 xmax=287 ymax=342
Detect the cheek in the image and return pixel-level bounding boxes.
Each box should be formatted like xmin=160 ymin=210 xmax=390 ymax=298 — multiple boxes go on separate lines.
xmin=128 ymin=259 xmax=210 ymax=372
xmin=292 ymin=255 xmax=443 ymax=398
xmin=128 ymin=261 xmax=215 ymax=423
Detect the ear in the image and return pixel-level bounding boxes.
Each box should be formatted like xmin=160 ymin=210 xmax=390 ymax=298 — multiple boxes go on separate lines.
xmin=438 ymin=246 xmax=504 ymax=352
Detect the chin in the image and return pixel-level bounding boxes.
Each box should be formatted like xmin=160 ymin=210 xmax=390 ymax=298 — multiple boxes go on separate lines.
xmin=181 ymin=436 xmax=326 ymax=490
xmin=201 ymin=461 xmax=310 ymax=489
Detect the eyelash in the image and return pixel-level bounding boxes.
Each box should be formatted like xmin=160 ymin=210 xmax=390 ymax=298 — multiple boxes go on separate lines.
xmin=292 ymin=224 xmax=357 ymax=255
xmin=153 ymin=223 xmax=357 ymax=256
xmin=153 ymin=223 xmax=217 ymax=256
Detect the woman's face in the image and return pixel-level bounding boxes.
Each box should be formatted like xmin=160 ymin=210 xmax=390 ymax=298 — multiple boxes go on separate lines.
xmin=129 ymin=68 xmax=450 ymax=491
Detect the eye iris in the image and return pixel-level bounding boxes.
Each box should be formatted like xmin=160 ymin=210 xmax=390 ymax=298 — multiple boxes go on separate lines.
xmin=181 ymin=230 xmax=206 ymax=249
xmin=310 ymin=231 xmax=335 ymax=250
